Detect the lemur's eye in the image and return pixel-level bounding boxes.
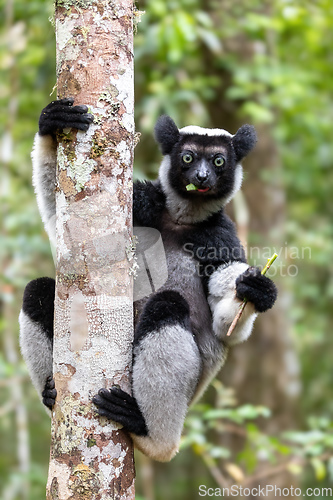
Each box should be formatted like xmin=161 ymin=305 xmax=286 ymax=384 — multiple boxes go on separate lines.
xmin=182 ymin=153 xmax=193 ymax=164
xmin=214 ymin=156 xmax=225 ymax=167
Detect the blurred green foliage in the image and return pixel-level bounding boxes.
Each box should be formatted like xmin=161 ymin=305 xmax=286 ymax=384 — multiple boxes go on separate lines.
xmin=183 ymin=381 xmax=333 ymax=486
xmin=1 ymin=0 xmax=332 ymax=498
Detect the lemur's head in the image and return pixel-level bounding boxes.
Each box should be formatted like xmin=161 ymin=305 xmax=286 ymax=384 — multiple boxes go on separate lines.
xmin=155 ymin=115 xmax=257 ymax=213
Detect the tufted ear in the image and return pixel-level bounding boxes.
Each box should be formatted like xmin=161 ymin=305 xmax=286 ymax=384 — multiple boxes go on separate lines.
xmin=232 ymin=124 xmax=257 ymax=163
xmin=154 ymin=115 xmax=180 ymax=155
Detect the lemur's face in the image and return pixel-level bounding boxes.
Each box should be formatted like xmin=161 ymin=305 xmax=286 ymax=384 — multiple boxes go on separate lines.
xmin=154 ymin=115 xmax=257 ymax=205
xmin=169 ymin=134 xmax=237 ymax=200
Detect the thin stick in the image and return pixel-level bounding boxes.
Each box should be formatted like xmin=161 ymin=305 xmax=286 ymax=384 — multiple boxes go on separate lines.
xmin=226 ymin=253 xmax=278 ymax=337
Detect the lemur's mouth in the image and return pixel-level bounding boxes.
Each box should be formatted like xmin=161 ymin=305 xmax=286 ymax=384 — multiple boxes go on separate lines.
xmin=186 ymin=184 xmax=210 ymax=193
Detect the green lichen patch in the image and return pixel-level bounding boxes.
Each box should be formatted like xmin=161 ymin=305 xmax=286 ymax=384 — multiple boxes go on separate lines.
xmin=56 ymin=0 xmax=94 ymax=10
xmin=108 ymin=102 xmax=121 ymax=117
xmin=99 ymin=85 xmax=119 ymax=105
xmin=58 ymin=273 xmax=88 ymax=290
xmin=69 ymin=463 xmax=100 ymax=499
xmin=87 ymin=438 xmax=97 ymax=448
xmin=109 ymin=148 xmax=120 ymax=160
xmin=67 ymin=154 xmax=96 ymax=192
xmin=58 ymin=131 xmax=77 ymax=162
xmin=90 ymin=132 xmax=107 ymax=159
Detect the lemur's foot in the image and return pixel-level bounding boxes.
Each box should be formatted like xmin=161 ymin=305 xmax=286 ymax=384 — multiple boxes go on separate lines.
xmin=39 ymin=97 xmax=94 ymax=136
xmin=93 ymin=387 xmax=148 ymax=436
xmin=236 ymin=266 xmax=277 ymax=313
xmin=42 ymin=376 xmax=57 ymax=410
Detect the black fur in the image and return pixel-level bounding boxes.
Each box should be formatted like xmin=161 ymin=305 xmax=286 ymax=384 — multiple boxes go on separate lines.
xmin=39 ymin=98 xmax=94 ymax=136
xmin=154 ymin=115 xmax=180 ymax=155
xmin=232 ymin=125 xmax=257 ymax=163
xmin=133 ymin=181 xmax=166 ymax=228
xmin=236 ymin=266 xmax=278 ymax=313
xmin=22 ymin=277 xmax=55 ymax=340
xmin=134 ymin=291 xmax=191 ymax=345
xmin=182 ymin=211 xmax=247 ymax=290
xmin=92 ymin=387 xmax=148 ymax=436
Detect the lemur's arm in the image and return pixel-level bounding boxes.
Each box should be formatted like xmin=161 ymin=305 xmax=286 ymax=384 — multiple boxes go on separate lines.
xmin=208 ymin=262 xmax=277 ymax=346
xmin=133 ymin=180 xmax=166 ymax=229
xmin=32 ymin=98 xmax=93 ymax=245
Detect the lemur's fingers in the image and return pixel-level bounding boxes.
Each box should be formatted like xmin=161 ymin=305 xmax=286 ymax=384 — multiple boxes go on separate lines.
xmin=236 ymin=266 xmax=277 ymax=312
xmin=42 ymin=98 xmax=75 ymax=110
xmin=45 ymin=376 xmax=55 ymax=390
xmin=39 ymin=99 xmax=94 ymax=136
xmin=93 ymin=388 xmax=138 ymax=412
xmin=92 ymin=388 xmax=148 ymax=435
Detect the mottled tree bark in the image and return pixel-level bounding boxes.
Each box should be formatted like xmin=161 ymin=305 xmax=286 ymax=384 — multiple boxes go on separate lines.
xmin=46 ymin=1 xmax=135 ymax=499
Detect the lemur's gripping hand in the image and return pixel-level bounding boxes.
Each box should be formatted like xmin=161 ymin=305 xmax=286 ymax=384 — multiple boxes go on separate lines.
xmin=42 ymin=376 xmax=57 ymax=410
xmin=236 ymin=266 xmax=277 ymax=313
xmin=92 ymin=387 xmax=148 ymax=436
xmin=39 ymin=97 xmax=94 ymax=136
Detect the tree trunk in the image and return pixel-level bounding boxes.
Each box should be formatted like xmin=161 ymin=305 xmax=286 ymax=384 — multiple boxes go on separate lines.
xmin=46 ymin=1 xmax=135 ymax=499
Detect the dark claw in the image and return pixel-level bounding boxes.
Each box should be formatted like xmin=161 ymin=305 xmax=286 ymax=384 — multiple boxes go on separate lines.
xmin=42 ymin=376 xmax=57 ymax=410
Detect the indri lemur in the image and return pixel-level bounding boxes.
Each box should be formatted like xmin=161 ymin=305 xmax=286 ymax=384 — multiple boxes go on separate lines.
xmin=19 ymin=98 xmax=277 ymax=462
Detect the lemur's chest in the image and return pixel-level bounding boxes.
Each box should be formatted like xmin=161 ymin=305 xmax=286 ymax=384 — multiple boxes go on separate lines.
xmin=159 ymin=210 xmax=228 ymax=266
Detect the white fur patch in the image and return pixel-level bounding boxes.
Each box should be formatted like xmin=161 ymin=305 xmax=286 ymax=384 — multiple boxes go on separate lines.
xmin=132 ymin=324 xmax=200 ymax=462
xmin=208 ymin=262 xmax=258 ymax=346
xmin=180 ymin=125 xmax=233 ymax=138
xmin=31 ymin=133 xmax=57 ymax=246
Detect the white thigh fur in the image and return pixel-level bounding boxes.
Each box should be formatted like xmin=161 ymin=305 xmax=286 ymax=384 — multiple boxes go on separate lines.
xmin=19 ymin=310 xmax=53 ymax=406
xmin=208 ymin=262 xmax=258 ymax=346
xmin=31 ymin=133 xmax=57 ymax=246
xmin=132 ymin=324 xmax=200 ymax=462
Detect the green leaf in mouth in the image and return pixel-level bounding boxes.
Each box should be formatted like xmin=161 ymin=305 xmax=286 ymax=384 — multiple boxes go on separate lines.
xmin=186 ymin=183 xmax=198 ymax=191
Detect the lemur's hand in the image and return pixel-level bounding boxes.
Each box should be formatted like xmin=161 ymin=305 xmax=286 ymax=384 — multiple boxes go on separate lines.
xmin=39 ymin=98 xmax=94 ymax=136
xmin=235 ymin=266 xmax=277 ymax=313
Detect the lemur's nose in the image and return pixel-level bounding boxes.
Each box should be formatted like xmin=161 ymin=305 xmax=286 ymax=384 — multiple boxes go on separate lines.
xmin=196 ymin=168 xmax=209 ymax=182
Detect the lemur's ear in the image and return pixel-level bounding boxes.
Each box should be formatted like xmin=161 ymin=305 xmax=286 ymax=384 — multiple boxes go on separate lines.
xmin=232 ymin=125 xmax=257 ymax=163
xmin=154 ymin=115 xmax=180 ymax=155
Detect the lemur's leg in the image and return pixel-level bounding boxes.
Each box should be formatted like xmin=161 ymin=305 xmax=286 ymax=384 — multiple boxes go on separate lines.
xmin=32 ymin=98 xmax=94 ymax=245
xmin=93 ymin=290 xmax=201 ymax=462
xmin=19 ymin=277 xmax=56 ymax=411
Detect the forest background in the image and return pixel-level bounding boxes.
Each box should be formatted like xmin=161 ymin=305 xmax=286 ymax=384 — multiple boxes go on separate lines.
xmin=0 ymin=0 xmax=332 ymax=499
